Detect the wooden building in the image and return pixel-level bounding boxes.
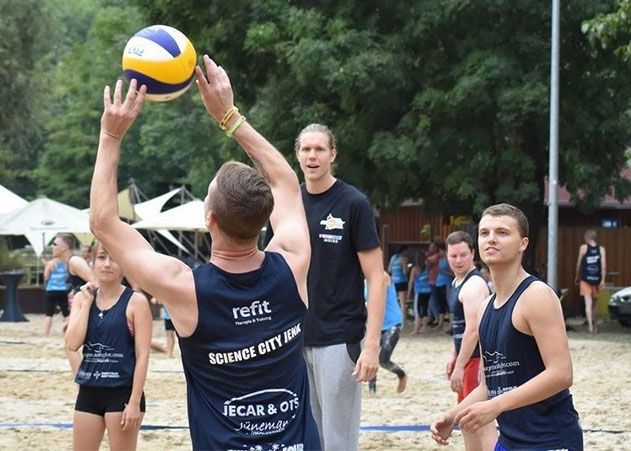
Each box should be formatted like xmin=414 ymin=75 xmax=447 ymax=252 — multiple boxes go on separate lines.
xmin=378 ymin=186 xmax=631 ymax=317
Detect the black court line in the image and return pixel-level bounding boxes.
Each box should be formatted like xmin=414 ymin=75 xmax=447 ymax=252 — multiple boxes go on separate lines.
xmin=0 ymin=422 xmax=628 ymax=434
xmin=0 ymin=340 xmax=26 ymax=345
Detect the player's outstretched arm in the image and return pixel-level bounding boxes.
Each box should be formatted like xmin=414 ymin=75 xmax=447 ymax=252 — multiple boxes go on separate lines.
xmin=195 ymin=55 xmax=309 ymax=301
xmin=90 ymin=79 xmax=195 ymax=331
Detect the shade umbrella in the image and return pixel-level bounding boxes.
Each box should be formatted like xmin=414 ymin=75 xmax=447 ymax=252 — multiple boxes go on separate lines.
xmin=0 ymin=197 xmax=91 ymax=257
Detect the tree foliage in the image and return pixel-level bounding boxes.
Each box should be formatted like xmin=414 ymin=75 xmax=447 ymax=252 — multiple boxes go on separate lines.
xmin=128 ymin=1 xmax=631 ymax=227
xmin=4 ymin=0 xmax=631 ymax=238
xmin=583 ymin=0 xmax=631 ymax=62
xmin=0 ymin=0 xmax=55 ymax=195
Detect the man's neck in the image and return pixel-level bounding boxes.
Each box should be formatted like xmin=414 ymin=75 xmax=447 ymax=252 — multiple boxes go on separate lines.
xmin=454 ymin=265 xmax=476 ymax=284
xmin=586 ymin=240 xmax=597 ymax=246
xmin=60 ymin=250 xmax=72 ymax=263
xmin=490 ymin=262 xmax=529 ymax=305
xmin=210 ymin=243 xmax=264 ymax=274
xmin=305 ymin=175 xmax=337 ymax=195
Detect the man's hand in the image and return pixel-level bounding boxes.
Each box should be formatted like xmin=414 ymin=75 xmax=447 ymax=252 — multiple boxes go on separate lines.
xmin=101 ymin=79 xmax=146 ymax=141
xmin=430 ymin=413 xmax=454 ymax=445
xmin=454 ymin=399 xmax=501 ymax=432
xmin=445 ymin=353 xmax=456 ymax=378
xmin=449 ymin=363 xmax=464 ymax=394
xmin=352 ymin=343 xmax=379 ymax=382
xmin=195 ymin=55 xmax=236 ymax=123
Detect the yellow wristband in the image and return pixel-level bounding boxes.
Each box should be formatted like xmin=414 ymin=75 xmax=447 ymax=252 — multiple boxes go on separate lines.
xmin=226 ymin=115 xmax=247 ymax=138
xmin=219 ymin=106 xmax=239 ymax=130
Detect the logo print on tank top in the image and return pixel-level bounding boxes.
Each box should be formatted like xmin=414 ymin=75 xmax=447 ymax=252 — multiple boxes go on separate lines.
xmin=233 ymin=299 xmax=273 ymax=326
xmin=223 ymin=388 xmax=300 ymax=437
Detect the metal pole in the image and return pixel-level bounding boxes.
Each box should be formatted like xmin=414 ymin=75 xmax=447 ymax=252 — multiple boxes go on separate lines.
xmin=547 ymin=0 xmax=560 ymax=290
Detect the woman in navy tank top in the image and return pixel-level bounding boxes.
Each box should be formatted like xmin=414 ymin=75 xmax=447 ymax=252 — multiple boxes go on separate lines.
xmin=431 ymin=204 xmax=582 ymax=450
xmin=65 ymin=241 xmax=153 ymax=451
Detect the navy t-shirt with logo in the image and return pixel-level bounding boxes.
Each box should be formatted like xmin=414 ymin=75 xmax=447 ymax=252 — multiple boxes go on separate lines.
xmin=301 ymin=179 xmax=380 ymax=346
xmin=179 ymin=252 xmax=320 ymax=451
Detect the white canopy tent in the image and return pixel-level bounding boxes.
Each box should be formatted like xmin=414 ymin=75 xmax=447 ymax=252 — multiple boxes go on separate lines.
xmin=0 ymin=184 xmax=47 ymax=254
xmin=0 ymin=197 xmax=91 ymax=257
xmin=132 ymin=199 xmax=206 ymax=232
xmin=0 ymin=184 xmax=28 ymax=215
xmin=132 ymin=187 xmax=189 ymax=253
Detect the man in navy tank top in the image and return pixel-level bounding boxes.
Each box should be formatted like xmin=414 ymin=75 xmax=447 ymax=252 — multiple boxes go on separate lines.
xmin=574 ymin=229 xmax=606 ymax=334
xmin=432 ymin=203 xmax=583 ymax=450
xmin=89 ymin=56 xmax=320 ymax=450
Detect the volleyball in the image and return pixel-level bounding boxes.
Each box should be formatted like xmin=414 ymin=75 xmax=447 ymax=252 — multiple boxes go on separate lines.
xmin=122 ymin=25 xmax=197 ymax=102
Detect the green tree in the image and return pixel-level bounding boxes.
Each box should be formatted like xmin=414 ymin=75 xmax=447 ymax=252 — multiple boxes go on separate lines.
xmin=583 ymin=0 xmax=631 ymax=62
xmin=35 ymin=3 xmax=149 ymax=207
xmin=134 ymin=2 xmax=631 ymax=233
xmin=30 ymin=0 xmax=631 ymax=263
xmin=0 ymin=0 xmax=55 ymax=195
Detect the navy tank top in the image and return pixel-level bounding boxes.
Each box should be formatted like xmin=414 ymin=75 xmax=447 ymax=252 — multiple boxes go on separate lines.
xmin=479 ymin=276 xmax=583 ymax=450
xmin=448 ymin=268 xmax=488 ymax=357
xmin=68 ymin=273 xmax=87 ymax=293
xmin=580 ymin=244 xmax=602 ymax=286
xmin=75 ymin=287 xmax=136 ymax=387
xmin=180 ymin=252 xmax=320 ymax=450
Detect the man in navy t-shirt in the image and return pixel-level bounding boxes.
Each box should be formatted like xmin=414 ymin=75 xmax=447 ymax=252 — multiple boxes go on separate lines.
xmin=295 ymin=123 xmax=385 ymax=450
xmin=89 ymin=56 xmax=320 ymax=450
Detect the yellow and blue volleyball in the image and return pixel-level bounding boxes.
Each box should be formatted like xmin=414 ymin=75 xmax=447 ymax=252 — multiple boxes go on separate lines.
xmin=122 ymin=25 xmax=197 ymax=102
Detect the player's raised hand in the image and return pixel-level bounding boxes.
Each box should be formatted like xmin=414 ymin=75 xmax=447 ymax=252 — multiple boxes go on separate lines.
xmin=101 ymin=78 xmax=146 ymax=141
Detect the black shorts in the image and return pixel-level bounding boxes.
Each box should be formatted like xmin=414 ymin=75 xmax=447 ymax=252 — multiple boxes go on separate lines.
xmin=394 ymin=282 xmax=408 ymax=293
xmin=164 ymin=319 xmax=175 ymax=331
xmin=45 ymin=290 xmax=69 ymax=317
xmin=75 ymin=385 xmax=146 ymax=416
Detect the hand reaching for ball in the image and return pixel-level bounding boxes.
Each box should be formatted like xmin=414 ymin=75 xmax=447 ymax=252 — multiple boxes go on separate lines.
xmin=195 ymin=55 xmax=236 ymax=123
xmin=101 ymin=79 xmax=147 ymax=141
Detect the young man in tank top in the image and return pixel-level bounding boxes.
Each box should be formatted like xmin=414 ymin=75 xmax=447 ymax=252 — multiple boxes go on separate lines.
xmin=431 ymin=203 xmax=583 ymax=450
xmin=89 ymin=57 xmax=320 ymax=450
xmin=574 ymin=229 xmax=606 ymax=334
xmin=444 ymin=231 xmax=497 ymax=450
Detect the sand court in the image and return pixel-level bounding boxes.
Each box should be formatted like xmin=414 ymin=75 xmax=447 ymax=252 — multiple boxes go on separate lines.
xmin=1 ymin=315 xmax=630 ymax=450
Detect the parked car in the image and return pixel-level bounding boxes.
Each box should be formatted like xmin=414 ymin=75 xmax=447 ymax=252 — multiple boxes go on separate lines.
xmin=608 ymin=287 xmax=631 ymax=327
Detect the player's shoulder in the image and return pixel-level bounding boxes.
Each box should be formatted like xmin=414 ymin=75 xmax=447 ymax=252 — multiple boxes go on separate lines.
xmin=463 ymin=272 xmax=488 ymax=291
xmin=521 ymin=279 xmax=559 ymax=308
xmin=336 ymin=179 xmax=371 ymax=203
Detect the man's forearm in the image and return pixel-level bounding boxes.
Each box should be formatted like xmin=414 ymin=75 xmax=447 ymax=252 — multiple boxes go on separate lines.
xmin=231 ymin=121 xmax=296 ymax=188
xmin=365 ymin=279 xmax=386 ymax=347
xmin=447 ymin=384 xmax=488 ymax=417
xmin=455 ymin=331 xmax=478 ymax=368
xmin=90 ymin=133 xmax=122 ymax=233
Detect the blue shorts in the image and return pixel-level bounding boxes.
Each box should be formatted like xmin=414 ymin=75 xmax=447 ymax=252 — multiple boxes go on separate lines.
xmin=494 ymin=441 xmax=572 ymax=451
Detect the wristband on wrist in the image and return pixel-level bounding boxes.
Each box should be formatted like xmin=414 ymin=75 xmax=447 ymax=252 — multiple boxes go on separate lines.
xmin=225 ymin=115 xmax=247 ymax=138
xmin=219 ymin=106 xmax=239 ymax=130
